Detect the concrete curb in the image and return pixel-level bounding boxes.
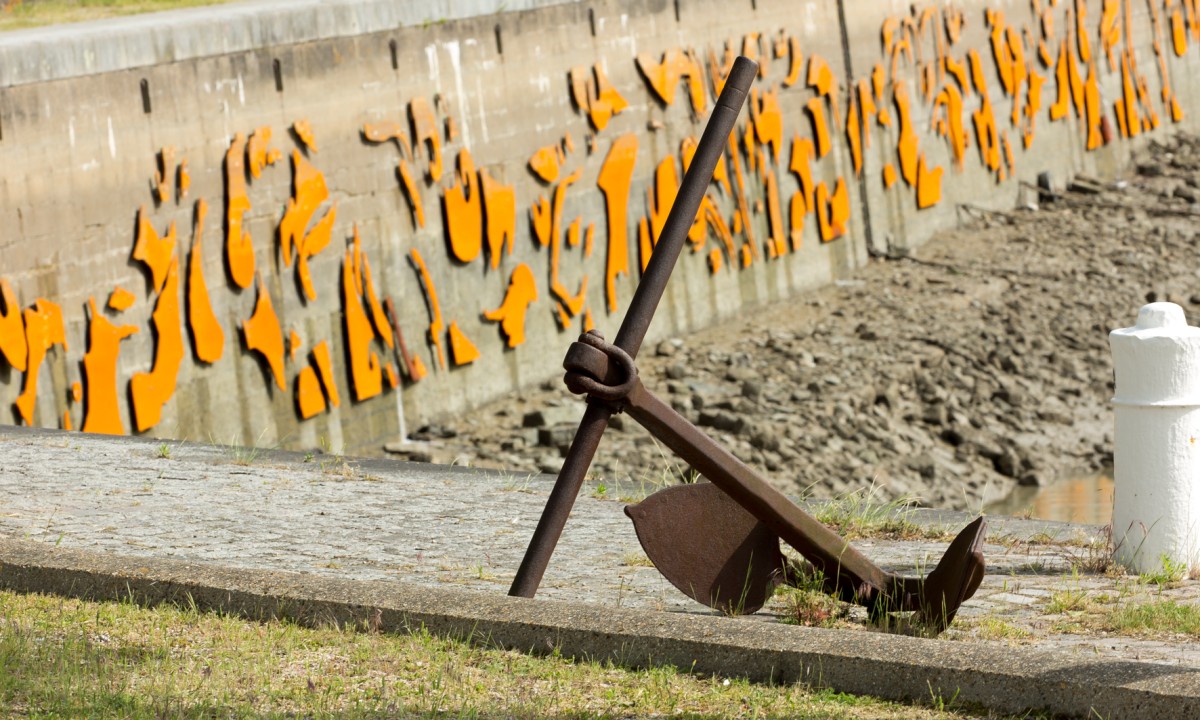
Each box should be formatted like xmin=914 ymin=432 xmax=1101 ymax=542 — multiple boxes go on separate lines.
xmin=1 ymin=535 xmax=1196 ymax=718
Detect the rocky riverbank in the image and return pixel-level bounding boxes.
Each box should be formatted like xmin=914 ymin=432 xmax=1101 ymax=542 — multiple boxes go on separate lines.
xmin=390 ymin=135 xmax=1200 ymax=512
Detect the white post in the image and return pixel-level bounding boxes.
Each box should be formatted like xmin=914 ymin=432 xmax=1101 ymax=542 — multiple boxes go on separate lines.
xmin=1110 ymin=302 xmax=1200 ymax=573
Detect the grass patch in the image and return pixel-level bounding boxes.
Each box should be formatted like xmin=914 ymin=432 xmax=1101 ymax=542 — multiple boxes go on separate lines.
xmin=0 ymin=0 xmax=236 ymax=31
xmin=1101 ymin=600 xmax=1200 ymax=637
xmin=0 ymin=590 xmax=993 ymax=718
xmin=811 ymin=488 xmax=951 ymax=541
xmin=960 ymin=618 xmax=1032 ymax=642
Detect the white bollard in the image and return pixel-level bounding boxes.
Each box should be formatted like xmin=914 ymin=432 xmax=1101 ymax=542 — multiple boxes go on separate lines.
xmin=1110 ymin=302 xmax=1200 ymax=573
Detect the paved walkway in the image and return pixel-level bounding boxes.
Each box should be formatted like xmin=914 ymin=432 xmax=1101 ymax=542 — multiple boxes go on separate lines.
xmin=3 ymin=425 xmax=1199 ymax=667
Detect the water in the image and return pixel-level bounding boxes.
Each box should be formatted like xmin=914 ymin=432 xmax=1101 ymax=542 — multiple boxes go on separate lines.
xmin=985 ymin=475 xmax=1115 ymax=526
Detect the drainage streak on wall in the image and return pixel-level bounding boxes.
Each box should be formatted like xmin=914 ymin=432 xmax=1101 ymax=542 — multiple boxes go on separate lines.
xmin=0 ymin=0 xmax=1195 ymax=454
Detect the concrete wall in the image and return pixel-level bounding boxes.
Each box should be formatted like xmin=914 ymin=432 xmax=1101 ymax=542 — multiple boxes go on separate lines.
xmin=0 ymin=0 xmax=1192 ymax=454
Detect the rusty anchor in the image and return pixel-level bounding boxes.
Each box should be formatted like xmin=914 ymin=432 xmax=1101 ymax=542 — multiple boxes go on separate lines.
xmin=508 ymin=56 xmax=986 ymax=632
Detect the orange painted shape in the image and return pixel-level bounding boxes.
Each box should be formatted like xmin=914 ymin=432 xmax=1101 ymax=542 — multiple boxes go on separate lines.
xmin=1100 ymin=0 xmax=1120 ymax=69
xmin=296 ymin=206 xmax=336 ymax=303
xmin=410 ymin=97 xmax=443 ymax=182
xmin=360 ymin=253 xmax=394 ymax=350
xmin=240 ymin=273 xmax=287 ymax=394
xmin=480 ymin=169 xmax=516 ymax=269
xmin=130 ymin=260 xmax=184 ymax=432
xmin=343 ymin=246 xmax=383 ymax=401
xmin=584 ymin=223 xmax=595 ymax=258
xmin=528 ymin=145 xmax=561 ymax=183
xmin=445 ymin=149 xmax=484 ymax=264
xmin=14 ymin=300 xmax=66 ymax=425
xmin=311 ymin=340 xmax=340 ymax=407
xmin=1085 ymin=65 xmax=1104 ymax=149
xmin=883 ymin=164 xmax=898 ymax=188
xmin=788 ymin=136 xmax=816 ymax=215
xmin=935 ymin=85 xmax=967 ymax=168
xmin=1172 ymin=95 xmax=1185 ymax=122
xmin=1050 ymin=40 xmax=1071 ymax=120
xmin=362 ymin=121 xmax=412 ymax=153
xmin=133 ymin=208 xmax=177 ymax=294
xmin=154 ymin=146 xmax=175 ymax=204
xmin=708 ymin=248 xmax=723 ymax=273
xmin=71 ymin=382 xmax=82 ymax=403
xmin=894 ymin=81 xmax=919 ymax=187
xmin=1174 ymin=7 xmax=1189 ymax=56
xmin=548 ymin=169 xmax=588 ymax=322
xmin=1120 ymin=51 xmax=1140 ymax=138
xmin=107 ymin=287 xmax=135 ymax=312
xmin=385 ymin=363 xmax=399 ymax=389
xmin=409 ymin=248 xmax=446 ymax=370
xmin=1076 ymin=0 xmax=1092 ymax=63
xmin=944 ymin=56 xmax=970 ymax=94
xmin=570 ymin=63 xmax=629 ymax=131
xmin=783 ymin=35 xmax=803 ymax=87
xmin=816 ymin=179 xmax=850 ymax=243
xmin=635 ymin=47 xmax=707 ymax=113
xmin=597 ymin=134 xmax=637 ymax=313
xmin=805 ymin=98 xmax=831 ymax=159
xmin=764 ymin=172 xmax=786 ymax=259
xmin=247 ymin=126 xmax=280 ymax=179
xmin=751 ymin=87 xmax=784 ymax=164
xmin=787 ymin=192 xmax=805 ymax=251
xmin=532 ymin=195 xmax=553 ymax=247
xmin=187 ymin=199 xmax=225 ymax=364
xmin=447 ymin=321 xmax=481 ymax=366
xmin=289 ymin=329 xmax=302 ymax=361
xmin=279 ymin=150 xmax=331 ymax=268
xmin=296 ymin=367 xmax=327 ymax=419
xmin=646 ymin=155 xmax=680 ymax=254
xmin=178 ymin=159 xmax=190 ymax=202
xmin=583 ymin=309 xmax=595 ymax=333
xmin=224 ymin=133 xmax=256 ymax=290
xmin=397 ymin=159 xmax=426 ymax=229
xmin=916 ymin=156 xmax=944 ymax=209
xmin=0 ymin=279 xmax=26 ymax=372
xmin=293 ymin=119 xmax=318 ymax=153
xmin=483 ymin=263 xmax=538 ymax=348
xmin=566 ymin=218 xmax=581 ymax=248
xmin=81 ymin=297 xmax=138 ymax=435
xmin=846 ymin=92 xmax=863 ymax=176
xmin=856 ymin=80 xmax=877 ymax=153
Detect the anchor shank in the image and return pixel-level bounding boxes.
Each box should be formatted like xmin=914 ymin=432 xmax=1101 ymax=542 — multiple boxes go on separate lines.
xmin=622 ymin=378 xmax=892 ymax=601
xmin=508 ymin=56 xmax=759 ymax=599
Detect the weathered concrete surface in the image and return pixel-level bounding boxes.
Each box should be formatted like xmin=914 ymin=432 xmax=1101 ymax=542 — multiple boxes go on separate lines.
xmin=4 ymin=523 xmax=1200 ymax=719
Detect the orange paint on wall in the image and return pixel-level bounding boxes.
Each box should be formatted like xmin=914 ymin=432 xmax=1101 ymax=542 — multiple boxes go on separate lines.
xmin=293 ymin=119 xmax=318 ymax=153
xmin=1100 ymin=0 xmax=1121 ymax=70
xmin=241 ymin=273 xmax=287 ymax=394
xmin=296 ymin=366 xmax=327 ymax=419
xmin=360 ymin=253 xmax=394 ymax=351
xmin=569 ymin=63 xmax=629 ymax=131
xmin=224 ymin=133 xmax=256 ymax=290
xmin=751 ymin=87 xmax=783 ymax=164
xmin=311 ymin=340 xmax=339 ymax=407
xmin=805 ymin=98 xmax=832 ymax=159
xmin=531 ymin=195 xmax=552 ymax=248
xmin=409 ymin=248 xmax=446 ymax=371
xmin=1049 ymin=39 xmax=1071 ymax=120
xmin=0 ymin=280 xmax=27 ymax=372
xmin=635 ymin=47 xmax=707 ymax=113
xmin=410 ymin=97 xmax=443 ymax=182
xmin=343 ymin=229 xmax=383 ymax=400
xmin=14 ymin=299 xmax=65 ymax=425
xmin=782 ymin=35 xmax=803 ymax=87
xmin=1084 ymin=62 xmax=1104 ymax=149
xmin=893 ymin=81 xmax=920 ymax=187
xmin=444 ymin=149 xmax=484 ymax=264
xmin=130 ymin=260 xmax=184 ymax=432
xmin=247 ymin=126 xmax=282 ymax=179
xmin=447 ymin=321 xmax=481 ymax=366
xmin=483 ymin=263 xmax=538 ymax=348
xmin=548 ymin=169 xmax=588 ymax=325
xmin=846 ymin=91 xmax=863 ymax=176
xmin=480 ymin=169 xmax=516 ymax=269
xmin=916 ymin=155 xmax=944 ymax=209
xmin=133 ymin=208 xmax=177 ymax=294
xmin=788 ymin=136 xmax=816 ymax=216
xmin=81 ymin=298 xmax=138 ymax=435
xmin=279 ymin=151 xmax=331 ymax=268
xmin=107 ymin=287 xmax=135 ymax=313
xmin=528 ymin=145 xmax=561 ymax=183
xmin=934 ymin=85 xmax=967 ymax=167
xmin=289 ymin=329 xmax=301 ymax=361
xmin=187 ymin=199 xmax=225 ymax=364
xmin=816 ymin=179 xmax=850 ymax=243
xmin=764 ymin=171 xmax=786 ymax=259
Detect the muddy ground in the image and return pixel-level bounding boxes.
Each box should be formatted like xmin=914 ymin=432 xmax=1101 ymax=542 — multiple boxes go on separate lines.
xmin=391 ymin=135 xmax=1200 ymax=512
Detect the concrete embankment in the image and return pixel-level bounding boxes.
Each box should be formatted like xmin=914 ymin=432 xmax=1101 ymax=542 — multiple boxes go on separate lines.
xmin=0 ymin=0 xmax=1196 ymax=456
